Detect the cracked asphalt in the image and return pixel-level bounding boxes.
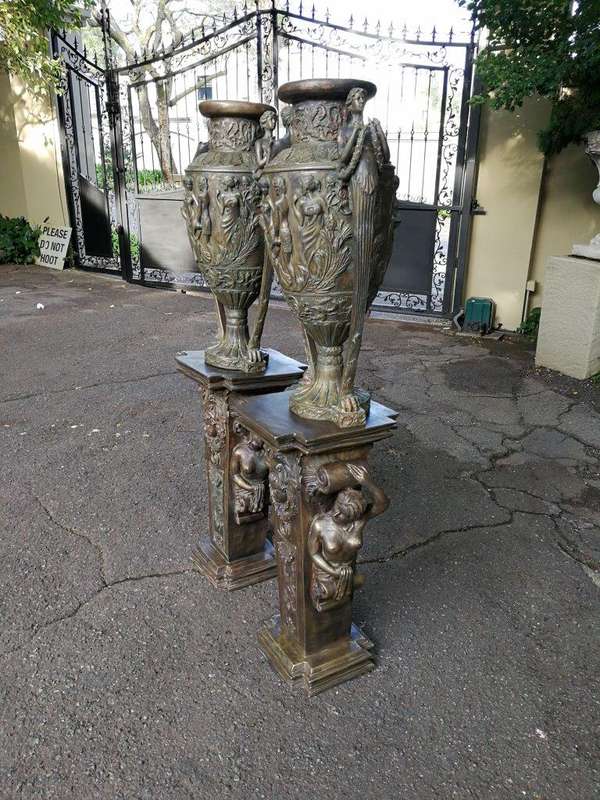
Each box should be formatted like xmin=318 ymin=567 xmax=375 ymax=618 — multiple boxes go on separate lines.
xmin=1 ymin=264 xmax=599 ymax=800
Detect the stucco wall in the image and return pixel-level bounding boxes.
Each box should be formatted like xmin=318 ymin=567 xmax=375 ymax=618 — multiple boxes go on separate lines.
xmin=528 ymin=144 xmax=598 ymax=311
xmin=465 ymin=100 xmax=548 ymax=331
xmin=0 ymin=72 xmax=68 ymax=228
xmin=465 ymin=101 xmax=600 ymax=331
xmin=0 ymin=73 xmax=27 ymax=218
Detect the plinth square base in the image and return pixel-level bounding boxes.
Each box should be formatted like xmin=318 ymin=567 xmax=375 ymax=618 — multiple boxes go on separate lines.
xmin=192 ymin=537 xmax=277 ymax=591
xmin=258 ymin=615 xmax=375 ymax=696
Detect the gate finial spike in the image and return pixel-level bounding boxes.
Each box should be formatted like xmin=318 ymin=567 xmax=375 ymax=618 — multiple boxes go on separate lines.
xmin=349 ymin=13 xmax=353 ymax=28
xmin=448 ymin=26 xmax=454 ymax=42
xmin=233 ymin=6 xmax=238 ymax=19
xmin=402 ymin=22 xmax=408 ymax=39
xmin=325 ymin=7 xmax=330 ymax=23
xmin=363 ymin=16 xmax=368 ymax=33
xmin=61 ymin=26 xmax=66 ymax=38
xmin=375 ymin=19 xmax=381 ymax=35
xmin=285 ymin=0 xmax=289 ymax=11
xmin=133 ymin=50 xmax=138 ymax=62
xmin=73 ymin=35 xmax=79 ymax=51
xmin=388 ymin=21 xmax=393 ymax=38
xmin=142 ymin=47 xmax=147 ymax=60
xmin=299 ymin=0 xmax=303 ymax=15
xmin=432 ymin=25 xmax=436 ymax=41
xmin=311 ymin=4 xmax=315 ymax=19
xmin=416 ymin=25 xmax=422 ymax=41
xmin=83 ymin=44 xmax=87 ymax=58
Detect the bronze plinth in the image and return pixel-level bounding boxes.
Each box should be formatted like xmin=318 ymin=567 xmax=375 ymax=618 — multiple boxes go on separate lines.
xmin=182 ymin=100 xmax=277 ymax=373
xmin=232 ymin=389 xmax=397 ymax=694
xmin=176 ymin=350 xmax=305 ymax=590
xmin=257 ymin=78 xmax=398 ymax=427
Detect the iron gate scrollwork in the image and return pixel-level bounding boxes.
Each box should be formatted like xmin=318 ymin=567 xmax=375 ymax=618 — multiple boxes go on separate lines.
xmin=54 ymin=2 xmax=480 ymax=316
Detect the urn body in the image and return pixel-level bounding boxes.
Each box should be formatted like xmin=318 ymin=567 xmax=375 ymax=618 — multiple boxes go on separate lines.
xmin=262 ymin=79 xmax=397 ymax=426
xmin=183 ymin=100 xmax=275 ymax=373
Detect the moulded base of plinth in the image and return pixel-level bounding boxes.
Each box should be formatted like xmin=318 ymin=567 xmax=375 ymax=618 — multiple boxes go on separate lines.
xmin=192 ymin=537 xmax=277 ymax=590
xmin=258 ymin=615 xmax=375 ymax=696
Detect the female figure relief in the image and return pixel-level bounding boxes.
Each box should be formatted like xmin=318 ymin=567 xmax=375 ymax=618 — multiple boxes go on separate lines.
xmin=336 ymin=86 xmax=387 ymax=415
xmin=292 ymin=176 xmax=327 ymax=281
xmin=196 ymin=176 xmax=211 ymax=240
xmin=308 ymin=463 xmax=389 ymax=611
xmin=217 ymin=175 xmax=242 ymax=244
xmin=181 ymin=176 xmax=199 ymax=240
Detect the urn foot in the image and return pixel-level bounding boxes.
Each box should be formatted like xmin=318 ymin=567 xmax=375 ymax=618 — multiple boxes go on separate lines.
xmin=289 ymin=385 xmax=371 ymax=428
xmin=204 ymin=307 xmax=269 ymax=374
xmin=258 ymin=615 xmax=375 ymax=696
xmin=192 ymin=536 xmax=277 ymax=590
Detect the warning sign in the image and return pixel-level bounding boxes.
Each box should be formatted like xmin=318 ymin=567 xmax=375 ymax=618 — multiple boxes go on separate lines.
xmin=35 ymin=224 xmax=72 ymax=270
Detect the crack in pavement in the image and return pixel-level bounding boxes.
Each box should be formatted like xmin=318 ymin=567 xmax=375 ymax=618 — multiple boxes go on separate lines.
xmin=0 ymin=370 xmax=178 ymax=405
xmin=35 ymin=496 xmax=108 ymax=587
xmin=0 ymin=568 xmax=195 ymax=660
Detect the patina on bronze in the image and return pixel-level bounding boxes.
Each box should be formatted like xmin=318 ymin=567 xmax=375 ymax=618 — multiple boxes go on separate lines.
xmin=175 ymin=350 xmax=305 ymax=590
xmin=232 ymin=389 xmax=397 ymax=695
xmin=258 ymin=79 xmax=398 ymax=427
xmin=182 ymin=100 xmax=277 ymax=373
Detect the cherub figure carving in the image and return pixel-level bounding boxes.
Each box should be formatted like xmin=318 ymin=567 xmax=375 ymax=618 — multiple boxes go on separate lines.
xmin=308 ymin=463 xmax=389 ymax=611
xmin=254 ymin=108 xmax=277 ymax=177
xmin=230 ymin=424 xmax=269 ymax=524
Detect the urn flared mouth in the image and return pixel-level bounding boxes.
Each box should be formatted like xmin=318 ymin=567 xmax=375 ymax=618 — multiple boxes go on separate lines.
xmin=198 ymin=99 xmax=275 ymax=120
xmin=278 ymin=78 xmax=377 ymax=104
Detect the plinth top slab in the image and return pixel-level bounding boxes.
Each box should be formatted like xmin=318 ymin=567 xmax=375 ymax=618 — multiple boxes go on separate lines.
xmin=175 ymin=349 xmax=305 ymax=392
xmin=232 ymin=389 xmax=398 ymax=454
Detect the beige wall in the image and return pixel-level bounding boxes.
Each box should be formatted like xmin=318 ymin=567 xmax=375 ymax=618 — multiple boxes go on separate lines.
xmin=465 ymin=100 xmax=600 ymax=331
xmin=0 ymin=72 xmax=68 ymax=228
xmin=528 ymin=144 xmax=598 ymax=311
xmin=465 ymin=99 xmax=549 ymax=331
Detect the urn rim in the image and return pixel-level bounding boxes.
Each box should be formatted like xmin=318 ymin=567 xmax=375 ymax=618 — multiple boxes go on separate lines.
xmin=278 ymin=78 xmax=377 ymax=105
xmin=198 ymin=99 xmax=276 ymax=120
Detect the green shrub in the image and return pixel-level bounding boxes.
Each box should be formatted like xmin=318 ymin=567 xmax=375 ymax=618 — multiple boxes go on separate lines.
xmin=0 ymin=216 xmax=41 ymax=264
xmin=517 ymin=307 xmax=542 ymax=340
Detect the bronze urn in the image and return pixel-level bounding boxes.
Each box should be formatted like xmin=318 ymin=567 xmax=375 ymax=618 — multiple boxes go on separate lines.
xmin=182 ymin=100 xmax=277 ymax=373
xmin=261 ymin=79 xmax=398 ymax=426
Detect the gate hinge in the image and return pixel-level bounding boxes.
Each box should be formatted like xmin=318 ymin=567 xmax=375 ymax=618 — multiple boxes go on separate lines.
xmin=471 ymin=198 xmax=486 ymax=215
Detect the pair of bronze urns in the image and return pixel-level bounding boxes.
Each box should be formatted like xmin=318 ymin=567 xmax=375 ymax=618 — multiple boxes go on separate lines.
xmin=181 ymin=78 xmax=398 ymax=429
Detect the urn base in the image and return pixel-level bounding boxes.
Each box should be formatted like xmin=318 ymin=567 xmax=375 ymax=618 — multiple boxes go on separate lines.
xmin=258 ymin=615 xmax=375 ymax=696
xmin=204 ymin=342 xmax=269 ymax=374
xmin=192 ymin=536 xmax=277 ymax=590
xmin=289 ymin=385 xmax=371 ymax=428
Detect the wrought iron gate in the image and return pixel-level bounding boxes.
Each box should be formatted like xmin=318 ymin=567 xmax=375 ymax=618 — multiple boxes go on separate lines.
xmin=54 ymin=3 xmax=480 ymax=315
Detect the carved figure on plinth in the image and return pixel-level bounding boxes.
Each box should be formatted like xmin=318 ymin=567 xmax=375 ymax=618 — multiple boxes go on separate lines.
xmin=231 ymin=423 xmax=269 ymax=524
xmin=182 ymin=99 xmax=277 ymax=373
xmin=308 ymin=463 xmax=388 ymax=611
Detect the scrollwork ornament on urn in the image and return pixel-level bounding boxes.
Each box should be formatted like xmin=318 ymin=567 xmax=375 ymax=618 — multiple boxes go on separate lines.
xmin=182 ymin=100 xmax=277 ymax=372
xmin=260 ymin=79 xmax=398 ymax=427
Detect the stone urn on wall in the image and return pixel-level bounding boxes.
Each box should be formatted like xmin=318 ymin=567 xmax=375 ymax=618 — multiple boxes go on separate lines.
xmin=260 ymin=78 xmax=398 ymax=427
xmin=182 ymin=100 xmax=276 ymax=373
xmin=572 ymin=129 xmax=600 ymax=260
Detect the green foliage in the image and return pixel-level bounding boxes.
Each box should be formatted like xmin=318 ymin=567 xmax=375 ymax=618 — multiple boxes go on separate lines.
xmin=459 ymin=0 xmax=600 ymax=155
xmin=0 ymin=216 xmax=41 ymax=264
xmin=95 ymin=164 xmax=163 ymax=192
xmin=517 ymin=307 xmax=541 ymax=340
xmin=0 ymin=1 xmax=94 ymax=95
xmin=111 ymin=227 xmax=140 ymax=263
